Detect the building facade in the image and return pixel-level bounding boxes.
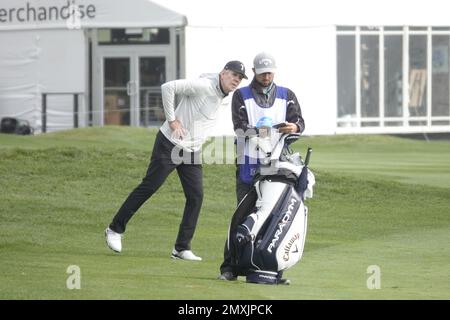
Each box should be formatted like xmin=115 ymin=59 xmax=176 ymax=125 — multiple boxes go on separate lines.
xmin=337 ymin=26 xmax=450 ymax=134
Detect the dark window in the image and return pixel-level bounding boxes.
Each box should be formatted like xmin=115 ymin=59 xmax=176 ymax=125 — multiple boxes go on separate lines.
xmin=409 ymin=35 xmax=428 ymax=117
xmin=432 ymin=35 xmax=450 ymax=116
xmin=360 ymin=35 xmax=379 ymax=118
xmin=98 ymin=28 xmax=170 ymax=45
xmin=337 ymin=26 xmax=355 ymax=31
xmin=384 ymin=26 xmax=403 ymax=31
xmin=337 ymin=35 xmax=356 ymax=118
xmin=384 ymin=35 xmax=403 ymax=117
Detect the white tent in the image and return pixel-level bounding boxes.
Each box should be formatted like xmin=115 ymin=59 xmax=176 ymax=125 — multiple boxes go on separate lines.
xmin=0 ymin=0 xmax=186 ymax=30
xmin=152 ymin=0 xmax=341 ymax=135
xmin=0 ymin=0 xmax=185 ymax=132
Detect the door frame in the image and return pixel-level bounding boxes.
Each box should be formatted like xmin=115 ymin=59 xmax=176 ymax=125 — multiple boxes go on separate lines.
xmin=93 ymin=44 xmax=174 ymax=126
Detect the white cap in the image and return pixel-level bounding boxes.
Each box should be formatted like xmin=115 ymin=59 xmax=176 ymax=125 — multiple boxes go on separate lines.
xmin=253 ymin=52 xmax=277 ymax=74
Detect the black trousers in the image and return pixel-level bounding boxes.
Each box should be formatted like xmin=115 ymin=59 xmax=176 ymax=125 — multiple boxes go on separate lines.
xmin=219 ymin=168 xmax=252 ymax=275
xmin=109 ymin=131 xmax=203 ymax=251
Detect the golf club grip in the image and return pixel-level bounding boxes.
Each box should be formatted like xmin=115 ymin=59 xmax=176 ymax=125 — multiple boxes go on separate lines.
xmin=304 ymin=147 xmax=312 ymax=166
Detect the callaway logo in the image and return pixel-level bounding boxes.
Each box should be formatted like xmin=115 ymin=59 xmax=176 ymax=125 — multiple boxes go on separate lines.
xmin=283 ymin=233 xmax=300 ymax=261
xmin=267 ymin=197 xmax=297 ymax=253
xmin=240 ymin=63 xmax=244 ymax=71
xmin=259 ymin=58 xmax=273 ymax=66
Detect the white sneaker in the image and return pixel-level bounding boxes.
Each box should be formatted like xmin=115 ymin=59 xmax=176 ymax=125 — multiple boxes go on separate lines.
xmin=105 ymin=227 xmax=122 ymax=253
xmin=171 ymin=248 xmax=202 ymax=261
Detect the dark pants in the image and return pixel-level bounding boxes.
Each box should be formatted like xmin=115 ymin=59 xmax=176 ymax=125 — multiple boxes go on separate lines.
xmin=109 ymin=131 xmax=203 ymax=251
xmin=219 ymin=167 xmax=252 ymax=275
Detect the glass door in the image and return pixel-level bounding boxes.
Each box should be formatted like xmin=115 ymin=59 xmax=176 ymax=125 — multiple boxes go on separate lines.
xmin=95 ymin=46 xmax=173 ymax=127
xmin=103 ymin=57 xmax=132 ymax=125
xmin=139 ymin=57 xmax=166 ymax=126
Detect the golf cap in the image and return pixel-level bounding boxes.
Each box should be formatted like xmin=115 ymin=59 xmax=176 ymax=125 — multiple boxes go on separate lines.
xmin=253 ymin=52 xmax=277 ymax=75
xmin=224 ymin=60 xmax=248 ymax=79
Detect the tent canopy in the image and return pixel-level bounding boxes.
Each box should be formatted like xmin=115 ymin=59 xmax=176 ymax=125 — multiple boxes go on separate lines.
xmin=0 ymin=0 xmax=187 ymax=31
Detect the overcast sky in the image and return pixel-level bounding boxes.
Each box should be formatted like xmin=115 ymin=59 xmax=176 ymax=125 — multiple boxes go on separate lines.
xmin=150 ymin=0 xmax=450 ymax=27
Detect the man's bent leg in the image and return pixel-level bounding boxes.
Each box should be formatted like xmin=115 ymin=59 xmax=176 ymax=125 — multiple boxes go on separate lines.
xmin=174 ymin=163 xmax=203 ymax=251
xmin=109 ymin=132 xmax=177 ymax=233
xmin=110 ymin=158 xmax=175 ymax=233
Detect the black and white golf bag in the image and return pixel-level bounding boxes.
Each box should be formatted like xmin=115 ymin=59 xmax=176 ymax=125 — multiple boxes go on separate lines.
xmin=228 ymin=130 xmax=315 ymax=284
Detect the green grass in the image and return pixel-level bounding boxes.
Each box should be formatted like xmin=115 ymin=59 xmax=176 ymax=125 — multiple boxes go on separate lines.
xmin=1 ymin=126 xmax=449 ymax=299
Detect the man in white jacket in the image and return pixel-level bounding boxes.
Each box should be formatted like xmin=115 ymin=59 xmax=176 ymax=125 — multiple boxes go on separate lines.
xmin=105 ymin=61 xmax=247 ymax=260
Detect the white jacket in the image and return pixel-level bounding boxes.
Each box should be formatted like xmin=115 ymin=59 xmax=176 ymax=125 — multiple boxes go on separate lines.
xmin=160 ymin=73 xmax=230 ymax=152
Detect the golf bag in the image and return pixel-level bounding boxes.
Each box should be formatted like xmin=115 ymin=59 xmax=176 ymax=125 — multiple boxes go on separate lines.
xmin=228 ymin=130 xmax=315 ymax=284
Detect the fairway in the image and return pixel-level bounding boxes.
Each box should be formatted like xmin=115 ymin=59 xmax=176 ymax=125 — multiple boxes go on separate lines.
xmin=0 ymin=127 xmax=449 ymax=299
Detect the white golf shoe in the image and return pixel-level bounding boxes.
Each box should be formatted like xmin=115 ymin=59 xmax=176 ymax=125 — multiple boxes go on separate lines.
xmin=105 ymin=227 xmax=122 ymax=253
xmin=171 ymin=248 xmax=202 ymax=261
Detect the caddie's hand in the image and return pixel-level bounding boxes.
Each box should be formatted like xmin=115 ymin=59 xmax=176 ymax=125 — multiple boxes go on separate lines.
xmin=278 ymin=122 xmax=298 ymax=134
xmin=169 ymin=119 xmax=187 ymax=140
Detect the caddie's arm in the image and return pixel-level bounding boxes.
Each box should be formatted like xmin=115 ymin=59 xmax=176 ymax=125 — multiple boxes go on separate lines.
xmin=231 ymin=89 xmax=250 ymax=134
xmin=284 ymin=89 xmax=305 ymax=134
